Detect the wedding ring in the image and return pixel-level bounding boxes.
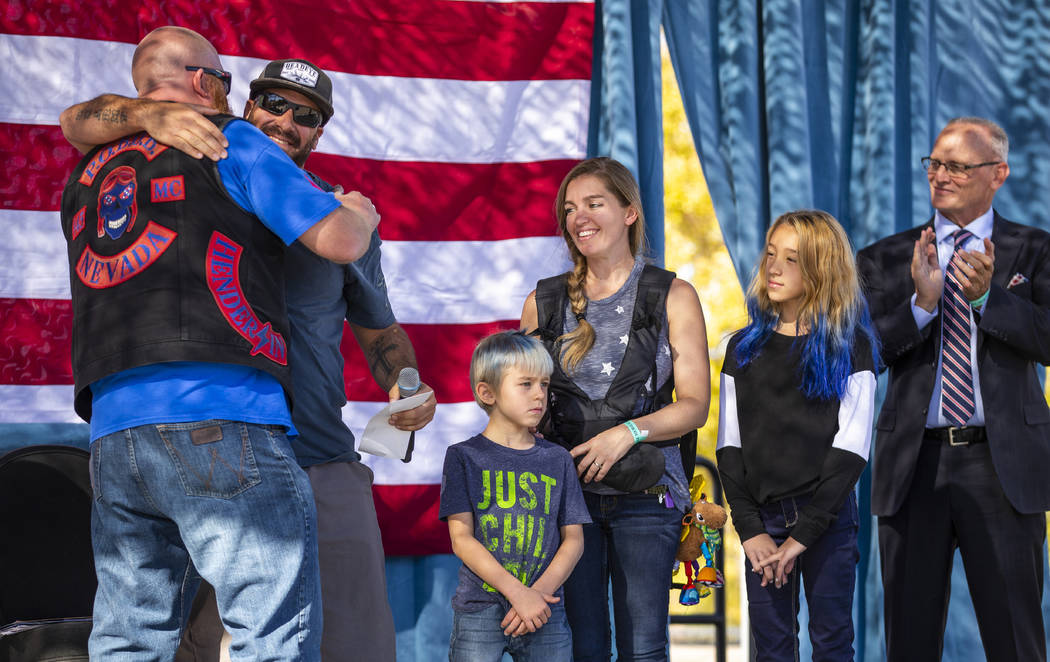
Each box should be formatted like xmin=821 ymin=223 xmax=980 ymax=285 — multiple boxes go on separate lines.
xmin=593 ymin=461 xmax=602 ymax=469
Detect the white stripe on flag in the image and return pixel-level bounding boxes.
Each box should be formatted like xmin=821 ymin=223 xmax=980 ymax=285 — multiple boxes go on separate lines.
xmin=346 ymin=400 xmax=490 ymax=486
xmin=0 ymin=34 xmax=589 ymax=164
xmin=0 ymin=385 xmax=484 ymax=485
xmin=0 ymin=385 xmax=80 ymax=424
xmin=382 ymin=237 xmax=571 ymax=323
xmin=0 ymin=210 xmax=572 ymax=323
xmin=0 ymin=210 xmax=69 ymax=300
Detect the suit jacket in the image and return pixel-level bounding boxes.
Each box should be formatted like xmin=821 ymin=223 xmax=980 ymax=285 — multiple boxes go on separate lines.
xmin=857 ymin=212 xmax=1050 ymax=517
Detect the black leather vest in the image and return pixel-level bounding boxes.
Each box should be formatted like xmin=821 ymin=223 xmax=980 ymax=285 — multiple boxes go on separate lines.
xmin=60 ymin=116 xmax=292 ymax=421
xmin=533 ymin=264 xmax=696 ymax=478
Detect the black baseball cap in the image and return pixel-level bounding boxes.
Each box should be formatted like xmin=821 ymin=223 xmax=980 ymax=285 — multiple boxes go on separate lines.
xmin=249 ymin=59 xmax=334 ymax=124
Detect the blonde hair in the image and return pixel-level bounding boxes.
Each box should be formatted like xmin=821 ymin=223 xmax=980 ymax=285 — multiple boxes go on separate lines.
xmin=553 ymin=157 xmax=647 ymax=372
xmin=736 ymin=209 xmax=878 ymax=399
xmin=470 ymin=331 xmax=553 ymax=414
xmin=746 ymin=209 xmax=860 ymax=332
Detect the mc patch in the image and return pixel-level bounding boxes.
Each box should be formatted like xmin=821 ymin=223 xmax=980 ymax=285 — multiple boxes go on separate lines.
xmin=151 ymin=175 xmax=185 ymax=203
xmin=96 ymin=166 xmax=138 ymax=240
xmin=75 ymin=221 xmax=177 ymax=289
xmin=206 ymin=232 xmax=288 ymax=365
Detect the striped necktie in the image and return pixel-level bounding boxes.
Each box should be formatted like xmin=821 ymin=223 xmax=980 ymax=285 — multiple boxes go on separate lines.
xmin=940 ymin=229 xmax=976 ymax=426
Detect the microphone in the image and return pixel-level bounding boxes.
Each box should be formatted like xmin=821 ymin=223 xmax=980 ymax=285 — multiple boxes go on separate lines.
xmin=396 ymin=367 xmax=420 ymax=462
xmin=397 ymin=367 xmax=421 ymax=399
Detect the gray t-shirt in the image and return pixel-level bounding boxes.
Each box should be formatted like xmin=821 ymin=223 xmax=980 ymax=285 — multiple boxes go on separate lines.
xmin=560 ymin=258 xmax=690 ymax=510
xmin=439 ymin=434 xmax=591 ymax=612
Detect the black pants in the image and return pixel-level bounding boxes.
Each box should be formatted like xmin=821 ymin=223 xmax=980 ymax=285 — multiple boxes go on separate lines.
xmin=878 ymin=436 xmax=1046 ymax=662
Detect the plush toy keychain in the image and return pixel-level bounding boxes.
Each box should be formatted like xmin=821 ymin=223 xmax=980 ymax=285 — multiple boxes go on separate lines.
xmin=673 ymin=474 xmax=727 ymax=606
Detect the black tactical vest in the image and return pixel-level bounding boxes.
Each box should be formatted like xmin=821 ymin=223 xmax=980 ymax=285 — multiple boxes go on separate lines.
xmin=533 ymin=264 xmax=697 ymax=479
xmin=60 ymin=115 xmax=292 ymax=422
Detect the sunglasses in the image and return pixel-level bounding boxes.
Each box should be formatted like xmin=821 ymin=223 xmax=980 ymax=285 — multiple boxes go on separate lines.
xmin=184 ymin=66 xmax=232 ymax=95
xmin=252 ymin=91 xmax=325 ymax=128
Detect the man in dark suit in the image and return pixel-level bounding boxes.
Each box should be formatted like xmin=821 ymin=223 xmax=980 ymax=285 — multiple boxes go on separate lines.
xmin=858 ymin=117 xmax=1050 ymax=661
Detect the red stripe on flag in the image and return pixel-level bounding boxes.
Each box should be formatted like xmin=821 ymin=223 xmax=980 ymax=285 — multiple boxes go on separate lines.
xmin=342 ymin=320 xmax=520 ymax=402
xmin=373 ymin=483 xmax=451 ymax=555
xmin=0 ymin=298 xmax=72 ymax=385
xmin=1 ymin=124 xmax=573 ymax=241
xmin=4 ymin=1 xmax=593 ymax=81
xmin=0 ymin=124 xmax=81 ymax=210
xmin=0 ymin=297 xmax=521 ymax=403
xmin=306 ymin=155 xmax=573 ymax=241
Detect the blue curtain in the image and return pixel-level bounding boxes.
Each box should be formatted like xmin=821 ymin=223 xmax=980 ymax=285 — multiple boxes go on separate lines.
xmin=590 ymin=1 xmax=1050 ymax=660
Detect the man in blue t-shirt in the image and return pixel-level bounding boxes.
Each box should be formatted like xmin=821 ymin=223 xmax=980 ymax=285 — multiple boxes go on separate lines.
xmin=59 ymin=27 xmax=380 ymax=661
xmin=173 ymin=59 xmax=437 ymax=662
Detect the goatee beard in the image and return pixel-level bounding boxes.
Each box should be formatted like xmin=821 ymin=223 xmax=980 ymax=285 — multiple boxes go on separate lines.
xmin=209 ymin=84 xmax=230 ymax=114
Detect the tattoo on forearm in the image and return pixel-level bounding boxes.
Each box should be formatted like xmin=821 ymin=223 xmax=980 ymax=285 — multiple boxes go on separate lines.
xmin=73 ymin=107 xmax=128 ymax=125
xmin=365 ymin=326 xmax=417 ymax=390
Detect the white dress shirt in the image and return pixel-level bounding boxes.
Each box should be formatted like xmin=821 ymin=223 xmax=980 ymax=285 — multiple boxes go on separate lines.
xmin=910 ymin=208 xmax=994 ymax=427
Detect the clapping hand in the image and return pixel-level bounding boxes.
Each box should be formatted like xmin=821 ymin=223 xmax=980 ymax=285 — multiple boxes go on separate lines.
xmin=912 ymin=227 xmax=944 ymax=312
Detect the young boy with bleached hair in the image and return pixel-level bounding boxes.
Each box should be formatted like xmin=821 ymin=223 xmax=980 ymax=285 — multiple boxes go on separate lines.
xmin=439 ymin=330 xmax=589 ymax=662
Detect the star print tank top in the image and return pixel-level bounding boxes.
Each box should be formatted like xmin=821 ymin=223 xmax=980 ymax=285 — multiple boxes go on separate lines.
xmin=560 ymin=258 xmax=687 ymax=505
xmin=561 ymin=258 xmax=673 ymax=400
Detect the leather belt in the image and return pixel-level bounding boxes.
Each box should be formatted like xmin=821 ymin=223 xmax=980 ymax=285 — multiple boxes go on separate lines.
xmin=924 ymin=426 xmax=987 ymax=446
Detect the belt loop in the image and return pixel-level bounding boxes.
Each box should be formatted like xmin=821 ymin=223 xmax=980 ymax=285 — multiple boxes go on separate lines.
xmin=781 ymin=496 xmax=799 ymax=527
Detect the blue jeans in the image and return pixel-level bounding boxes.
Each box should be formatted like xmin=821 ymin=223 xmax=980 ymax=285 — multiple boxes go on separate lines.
xmin=563 ymin=490 xmax=682 ymax=662
xmin=745 ymin=491 xmax=859 ymax=662
xmin=88 ymin=420 xmax=321 ymax=661
xmin=449 ymin=603 xmax=571 ymax=662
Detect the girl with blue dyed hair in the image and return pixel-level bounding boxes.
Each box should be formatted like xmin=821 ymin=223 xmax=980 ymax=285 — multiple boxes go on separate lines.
xmin=716 ymin=209 xmax=879 ymax=661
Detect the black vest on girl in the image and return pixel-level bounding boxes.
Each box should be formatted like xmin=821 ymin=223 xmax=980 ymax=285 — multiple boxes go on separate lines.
xmin=60 ymin=115 xmax=291 ymax=422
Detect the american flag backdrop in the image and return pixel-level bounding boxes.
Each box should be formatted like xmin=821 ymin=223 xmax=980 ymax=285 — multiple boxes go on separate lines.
xmin=0 ymin=1 xmax=593 ymax=555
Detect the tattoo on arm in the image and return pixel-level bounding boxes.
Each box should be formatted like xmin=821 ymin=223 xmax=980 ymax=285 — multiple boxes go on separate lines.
xmin=73 ymin=106 xmax=128 ymax=125
xmin=363 ymin=325 xmax=417 ymax=391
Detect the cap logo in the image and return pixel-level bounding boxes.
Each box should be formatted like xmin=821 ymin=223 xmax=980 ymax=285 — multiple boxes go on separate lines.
xmin=280 ymin=61 xmax=319 ymax=88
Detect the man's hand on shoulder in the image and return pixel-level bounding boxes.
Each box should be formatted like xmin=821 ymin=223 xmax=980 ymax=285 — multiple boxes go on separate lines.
xmin=336 ymin=190 xmax=381 ymax=233
xmin=140 ymin=101 xmax=227 ymax=161
xmin=60 ymin=95 xmax=227 ymax=161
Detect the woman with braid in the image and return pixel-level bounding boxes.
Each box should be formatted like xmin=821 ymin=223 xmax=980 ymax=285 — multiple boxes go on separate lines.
xmin=520 ymin=157 xmax=711 ymax=661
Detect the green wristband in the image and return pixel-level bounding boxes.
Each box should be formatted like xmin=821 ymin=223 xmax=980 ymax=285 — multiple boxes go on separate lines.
xmin=969 ymin=290 xmax=989 ymax=309
xmin=623 ymin=419 xmax=648 ymax=444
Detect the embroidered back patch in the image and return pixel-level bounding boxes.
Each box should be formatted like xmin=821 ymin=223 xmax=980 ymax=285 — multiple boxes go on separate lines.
xmin=75 ymin=221 xmax=177 ymax=289
xmin=72 ymin=206 xmax=86 ymax=240
xmin=78 ymin=133 xmax=167 ymax=186
xmin=206 ymin=231 xmax=288 ymax=365
xmin=151 ymin=175 xmax=185 ymax=203
xmin=96 ymin=166 xmax=138 ymax=240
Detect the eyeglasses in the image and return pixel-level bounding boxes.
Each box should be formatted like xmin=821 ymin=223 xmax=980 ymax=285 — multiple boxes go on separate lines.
xmin=251 ymin=92 xmax=325 ymax=128
xmin=921 ymin=156 xmax=1000 ymax=179
xmin=185 ymin=66 xmax=232 ymax=95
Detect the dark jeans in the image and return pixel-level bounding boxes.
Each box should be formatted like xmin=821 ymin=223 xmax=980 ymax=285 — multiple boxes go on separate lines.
xmin=563 ymin=490 xmax=682 ymax=662
xmin=745 ymin=491 xmax=859 ymax=662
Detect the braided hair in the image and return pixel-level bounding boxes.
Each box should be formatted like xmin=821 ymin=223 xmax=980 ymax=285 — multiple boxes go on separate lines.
xmin=553 ymin=157 xmax=648 ymax=372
